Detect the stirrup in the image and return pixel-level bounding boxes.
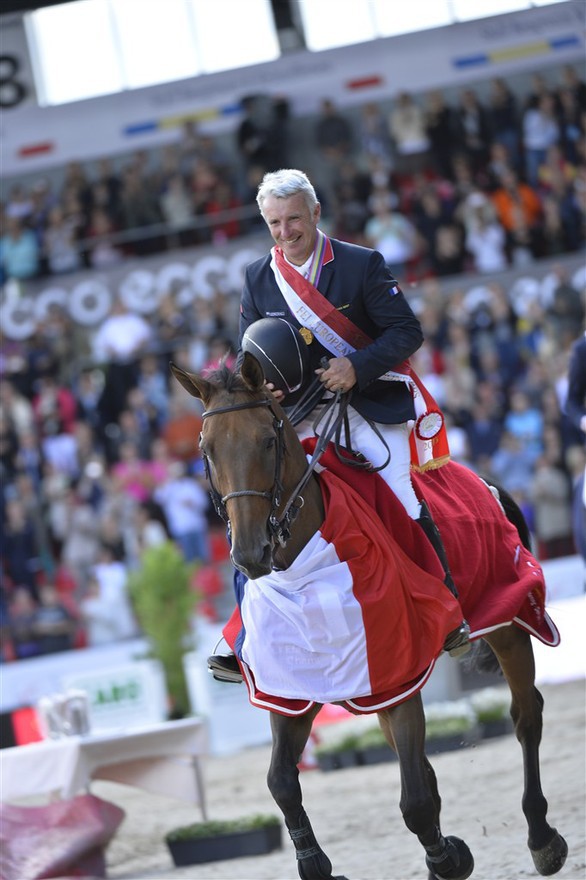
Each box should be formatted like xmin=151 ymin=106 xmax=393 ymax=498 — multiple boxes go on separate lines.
xmin=443 ymin=621 xmax=471 ymax=658
xmin=207 ymin=653 xmax=243 ymax=684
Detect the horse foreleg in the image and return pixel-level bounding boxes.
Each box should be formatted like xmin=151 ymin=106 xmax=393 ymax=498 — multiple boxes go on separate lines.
xmin=486 ymin=628 xmax=568 ymax=876
xmin=379 ymin=696 xmax=474 ymax=880
xmin=268 ymin=707 xmax=347 ymax=880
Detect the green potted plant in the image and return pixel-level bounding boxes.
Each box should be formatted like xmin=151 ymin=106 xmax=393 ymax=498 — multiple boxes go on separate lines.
xmin=128 ymin=541 xmax=199 ymax=718
xmin=165 ymin=814 xmax=282 ymax=866
xmin=470 ymin=687 xmax=513 ymax=739
xmin=424 ymin=700 xmax=479 ymax=754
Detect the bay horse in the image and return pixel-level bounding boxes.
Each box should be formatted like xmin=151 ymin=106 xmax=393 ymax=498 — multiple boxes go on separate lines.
xmin=171 ymin=354 xmax=568 ymax=880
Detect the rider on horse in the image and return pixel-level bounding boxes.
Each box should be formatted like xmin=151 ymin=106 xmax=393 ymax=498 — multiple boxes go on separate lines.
xmin=209 ymin=168 xmax=470 ymax=682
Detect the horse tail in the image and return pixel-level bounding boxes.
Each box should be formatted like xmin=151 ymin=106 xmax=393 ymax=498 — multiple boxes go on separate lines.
xmin=464 ymin=478 xmax=533 ymax=678
xmin=489 ymin=482 xmax=532 ymax=552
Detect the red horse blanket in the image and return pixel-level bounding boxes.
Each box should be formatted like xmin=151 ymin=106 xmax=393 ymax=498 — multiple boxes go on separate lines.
xmin=224 ymin=443 xmax=559 ymax=716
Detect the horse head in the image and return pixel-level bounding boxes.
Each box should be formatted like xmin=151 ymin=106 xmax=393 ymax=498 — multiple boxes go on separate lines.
xmin=170 ymin=353 xmax=323 ymax=579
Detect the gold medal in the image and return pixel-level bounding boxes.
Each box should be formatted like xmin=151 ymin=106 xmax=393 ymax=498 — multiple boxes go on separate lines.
xmin=299 ymin=327 xmax=314 ymax=345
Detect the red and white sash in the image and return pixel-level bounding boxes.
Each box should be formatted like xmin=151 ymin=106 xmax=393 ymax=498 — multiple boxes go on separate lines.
xmin=270 ymin=231 xmax=450 ymax=471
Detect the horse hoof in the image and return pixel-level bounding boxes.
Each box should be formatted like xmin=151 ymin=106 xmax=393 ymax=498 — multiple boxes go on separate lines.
xmin=530 ymin=830 xmax=568 ymax=876
xmin=426 ymin=836 xmax=474 ymax=880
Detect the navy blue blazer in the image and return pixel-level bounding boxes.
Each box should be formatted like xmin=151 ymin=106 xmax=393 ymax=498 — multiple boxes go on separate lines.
xmin=239 ymin=237 xmax=423 ymax=425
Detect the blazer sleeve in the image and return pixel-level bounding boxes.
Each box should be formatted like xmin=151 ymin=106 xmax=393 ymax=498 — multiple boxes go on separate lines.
xmin=345 ymin=249 xmax=424 ymax=390
xmin=239 ymin=263 xmax=265 ymax=345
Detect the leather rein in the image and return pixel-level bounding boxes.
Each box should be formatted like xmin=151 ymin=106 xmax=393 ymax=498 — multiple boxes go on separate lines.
xmin=200 ymin=391 xmax=351 ymax=550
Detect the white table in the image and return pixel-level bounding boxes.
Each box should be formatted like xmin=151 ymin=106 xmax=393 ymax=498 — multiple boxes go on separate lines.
xmin=0 ymin=718 xmax=208 ymax=819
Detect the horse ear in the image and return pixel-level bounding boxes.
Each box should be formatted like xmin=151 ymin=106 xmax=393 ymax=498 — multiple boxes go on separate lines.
xmin=240 ymin=351 xmax=266 ymax=392
xmin=169 ymin=362 xmax=213 ymax=403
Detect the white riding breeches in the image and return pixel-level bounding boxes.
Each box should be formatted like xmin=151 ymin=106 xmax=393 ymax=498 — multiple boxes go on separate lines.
xmin=295 ymin=401 xmax=422 ymax=520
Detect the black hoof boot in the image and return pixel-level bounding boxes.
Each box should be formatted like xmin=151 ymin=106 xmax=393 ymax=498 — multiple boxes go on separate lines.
xmin=426 ymin=835 xmax=474 ymax=880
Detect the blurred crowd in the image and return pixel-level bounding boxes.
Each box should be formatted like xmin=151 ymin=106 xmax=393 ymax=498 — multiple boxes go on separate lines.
xmin=1 ymin=65 xmax=585 ymax=282
xmin=1 ymin=63 xmax=585 ymax=663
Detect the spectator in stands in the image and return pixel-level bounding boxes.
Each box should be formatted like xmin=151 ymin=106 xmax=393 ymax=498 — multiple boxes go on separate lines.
xmin=487 ymin=77 xmax=520 ymax=171
xmin=159 ymin=172 xmax=195 ymax=248
xmin=28 ymin=178 xmax=57 ymax=247
xmin=489 ymin=430 xmax=535 ymax=497
xmin=6 ymin=587 xmax=40 ymax=659
xmin=358 ymin=102 xmax=393 ymax=167
xmin=363 ymin=187 xmax=420 ymax=278
xmin=557 ymin=86 xmax=584 ymax=164
xmin=92 ymin=298 xmax=153 ymax=425
xmin=463 ymin=193 xmax=508 ymax=274
xmin=2 ymin=497 xmax=41 ymax=599
xmin=161 ymin=392 xmax=202 ymax=464
xmin=0 ymin=217 xmax=40 ymax=280
xmin=0 ymin=378 xmax=35 ymax=439
xmin=107 ymin=407 xmax=153 ymax=462
xmin=60 ymin=161 xmax=92 ymax=215
xmin=314 ymin=98 xmax=354 ymax=165
xmin=152 ymin=292 xmax=190 ymax=361
xmin=110 ymin=440 xmax=159 ymax=504
xmin=91 ymin=543 xmax=137 ymax=639
xmin=464 ymin=399 xmax=503 ymax=466
xmin=136 ymin=355 xmax=169 ymax=427
xmin=424 ymin=90 xmax=457 ymax=179
xmin=91 ymin=157 xmax=123 ymax=221
xmin=125 ymin=499 xmax=169 ymax=569
xmin=153 ymin=461 xmax=209 ymax=563
xmin=529 ymin=451 xmax=575 ymax=560
xmin=561 ymin=64 xmax=586 ymax=109
xmin=431 ymin=221 xmax=467 ymax=278
xmin=388 ymin=91 xmax=430 ymax=176
xmin=32 ymin=373 xmax=77 ymax=437
xmin=203 ymin=180 xmax=243 ymax=242
xmin=85 ymin=207 xmax=125 ymax=268
xmin=490 ymin=168 xmax=542 ymax=262
xmin=453 ymin=88 xmax=491 ymax=175
xmin=189 ymin=160 xmax=220 ymax=230
xmin=42 ymin=205 xmax=82 ymax=275
xmin=236 ymin=96 xmax=274 ymax=173
xmin=522 ymin=93 xmax=561 ymax=186
xmin=119 ymin=164 xmax=163 ymax=255
xmin=546 ymin=265 xmax=585 ymax=341
xmin=79 ymin=573 xmax=121 ymax=646
xmin=33 ymin=583 xmax=76 ymax=654
xmin=504 ymin=388 xmax=544 ymax=461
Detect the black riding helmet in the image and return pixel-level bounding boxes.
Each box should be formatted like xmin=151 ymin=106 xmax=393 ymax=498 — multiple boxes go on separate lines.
xmin=241 ymin=318 xmax=311 ymax=395
xmin=241 ymin=318 xmax=324 ymax=423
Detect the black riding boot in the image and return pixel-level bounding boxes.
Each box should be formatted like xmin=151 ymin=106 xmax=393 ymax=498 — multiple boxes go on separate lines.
xmin=207 ymin=652 xmax=243 ymax=683
xmin=417 ymin=500 xmax=470 ymax=657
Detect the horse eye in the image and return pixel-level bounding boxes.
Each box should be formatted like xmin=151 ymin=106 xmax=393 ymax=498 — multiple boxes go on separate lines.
xmin=264 ymin=436 xmax=276 ymax=451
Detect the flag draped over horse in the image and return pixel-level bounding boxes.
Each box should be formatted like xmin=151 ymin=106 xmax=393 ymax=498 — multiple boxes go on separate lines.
xmin=224 ymin=443 xmax=558 ymax=716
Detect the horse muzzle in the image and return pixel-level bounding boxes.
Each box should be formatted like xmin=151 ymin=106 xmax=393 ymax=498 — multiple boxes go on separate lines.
xmin=230 ymin=541 xmax=273 ymax=580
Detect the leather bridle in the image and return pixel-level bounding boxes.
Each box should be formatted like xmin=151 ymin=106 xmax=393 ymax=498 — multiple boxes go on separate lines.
xmin=200 ymin=391 xmax=353 ymax=551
